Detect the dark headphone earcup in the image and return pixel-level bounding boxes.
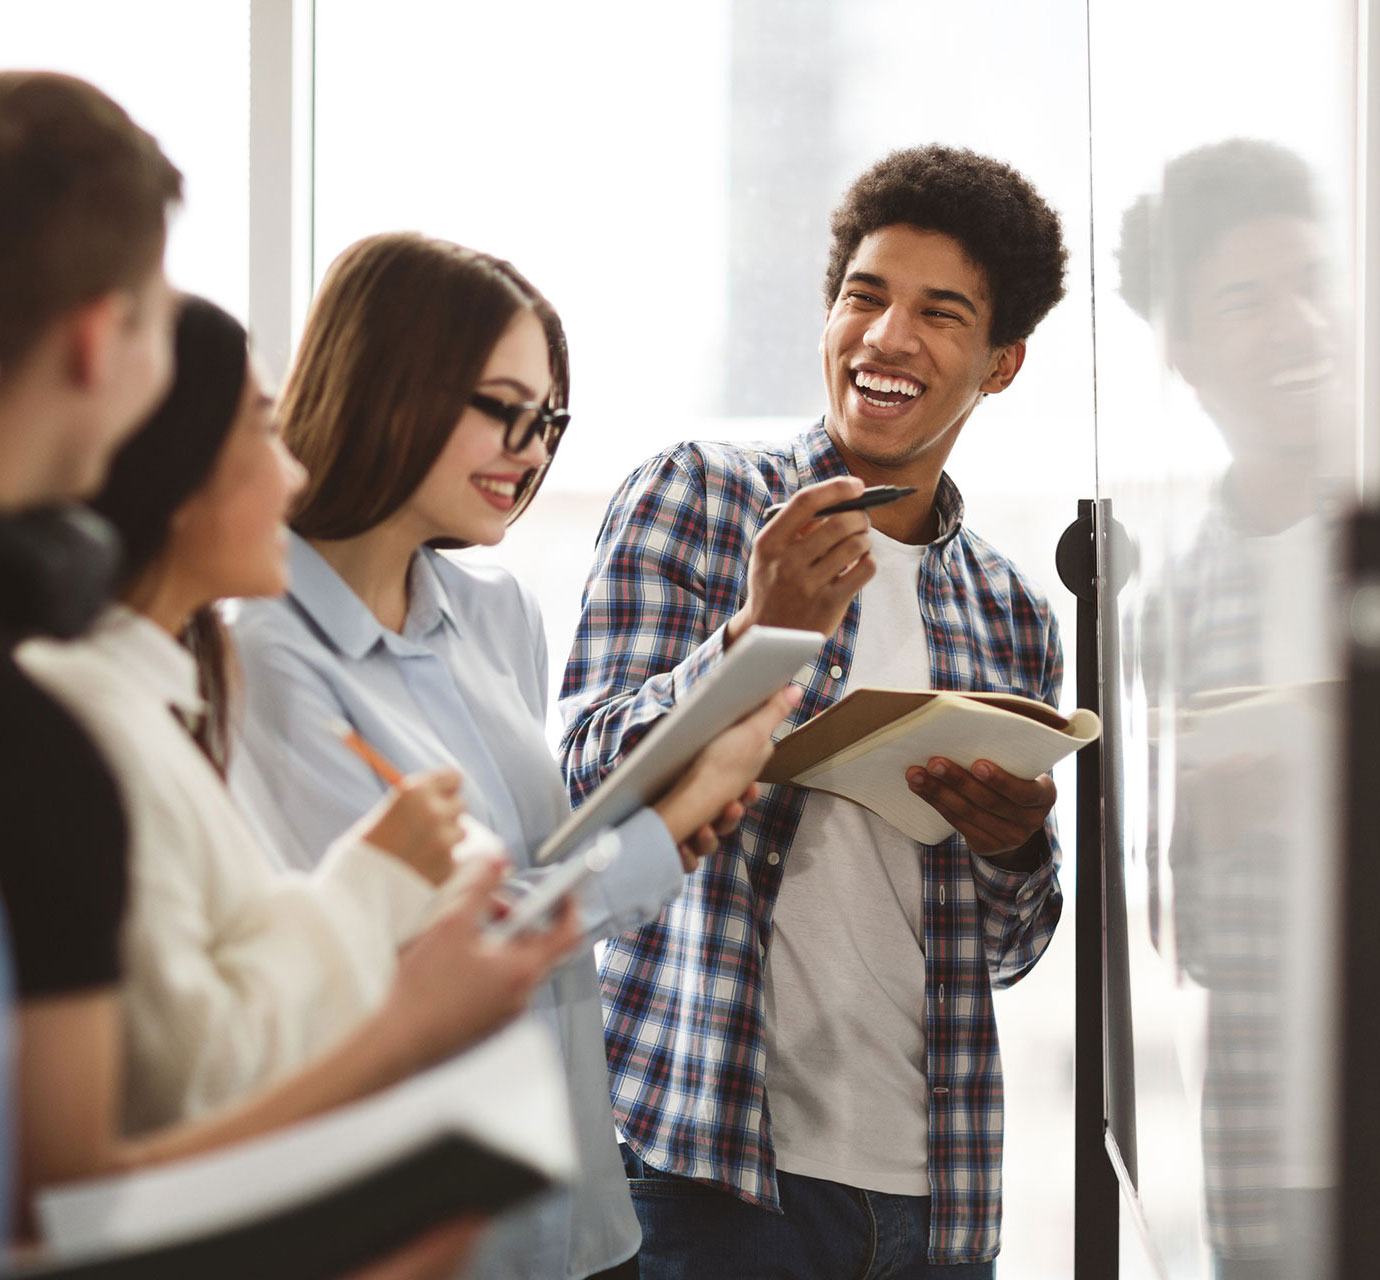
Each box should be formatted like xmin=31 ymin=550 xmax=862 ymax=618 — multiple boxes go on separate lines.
xmin=0 ymin=505 xmax=123 ymax=643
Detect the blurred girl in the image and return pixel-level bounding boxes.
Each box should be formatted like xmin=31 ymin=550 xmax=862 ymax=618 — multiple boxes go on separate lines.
xmin=17 ymin=296 xmax=574 ymax=1214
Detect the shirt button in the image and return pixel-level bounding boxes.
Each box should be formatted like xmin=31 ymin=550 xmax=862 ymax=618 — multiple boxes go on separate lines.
xmin=829 ymin=664 xmax=843 ymax=680
xmin=767 ymin=852 xmax=780 ymax=865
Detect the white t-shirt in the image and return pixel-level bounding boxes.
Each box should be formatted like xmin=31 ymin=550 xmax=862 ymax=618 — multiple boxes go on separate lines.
xmin=763 ymin=528 xmax=933 ymax=1195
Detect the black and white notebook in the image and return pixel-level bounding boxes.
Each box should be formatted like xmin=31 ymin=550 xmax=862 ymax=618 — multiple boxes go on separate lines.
xmin=28 ymin=1017 xmax=571 ymax=1280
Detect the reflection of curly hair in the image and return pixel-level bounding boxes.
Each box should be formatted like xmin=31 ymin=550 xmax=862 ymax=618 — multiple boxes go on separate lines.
xmin=824 ymin=145 xmax=1067 ymax=348
xmin=1116 ymin=139 xmax=1317 ymax=335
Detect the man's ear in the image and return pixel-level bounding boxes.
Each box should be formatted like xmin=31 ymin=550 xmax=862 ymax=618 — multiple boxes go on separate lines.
xmin=981 ymin=340 xmax=1026 ymax=395
xmin=65 ymin=293 xmax=124 ymax=392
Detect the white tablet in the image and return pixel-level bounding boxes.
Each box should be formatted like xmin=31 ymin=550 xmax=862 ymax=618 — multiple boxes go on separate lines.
xmin=489 ymin=832 xmax=620 ymax=940
xmin=538 ymin=625 xmax=824 ymax=865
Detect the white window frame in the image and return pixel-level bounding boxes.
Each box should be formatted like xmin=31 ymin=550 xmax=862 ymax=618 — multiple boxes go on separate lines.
xmin=248 ymin=0 xmax=315 ymax=383
xmin=1360 ymin=0 xmax=1380 ymax=499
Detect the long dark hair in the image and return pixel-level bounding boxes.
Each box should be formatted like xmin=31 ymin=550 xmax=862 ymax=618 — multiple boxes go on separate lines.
xmin=282 ymin=232 xmax=569 ymax=544
xmin=90 ymin=294 xmax=248 ymax=774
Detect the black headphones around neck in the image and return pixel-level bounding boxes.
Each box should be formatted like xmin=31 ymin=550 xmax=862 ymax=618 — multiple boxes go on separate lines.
xmin=0 ymin=504 xmax=123 ymax=645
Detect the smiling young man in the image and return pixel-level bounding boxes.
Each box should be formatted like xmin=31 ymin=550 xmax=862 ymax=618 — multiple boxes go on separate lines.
xmin=560 ymin=146 xmax=1068 ymax=1277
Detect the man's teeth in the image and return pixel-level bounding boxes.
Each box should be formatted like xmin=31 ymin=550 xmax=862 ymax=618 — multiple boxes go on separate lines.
xmin=844 ymin=366 xmax=921 ymax=397
xmin=1267 ymin=358 xmax=1335 ymax=391
xmin=474 ymin=477 xmax=518 ymax=497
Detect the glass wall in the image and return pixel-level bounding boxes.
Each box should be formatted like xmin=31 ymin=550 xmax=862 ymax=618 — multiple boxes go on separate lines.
xmin=1088 ymin=0 xmax=1357 ymax=1274
xmin=313 ymin=2 xmax=1095 ymax=1274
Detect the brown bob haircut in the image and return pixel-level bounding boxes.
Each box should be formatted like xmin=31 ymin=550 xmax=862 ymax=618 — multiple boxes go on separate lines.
xmin=283 ymin=232 xmax=570 ymax=543
xmin=0 ymin=71 xmax=182 ymax=369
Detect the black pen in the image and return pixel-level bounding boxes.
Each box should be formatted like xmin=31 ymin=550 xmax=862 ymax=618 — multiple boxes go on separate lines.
xmin=762 ymin=484 xmax=918 ymax=522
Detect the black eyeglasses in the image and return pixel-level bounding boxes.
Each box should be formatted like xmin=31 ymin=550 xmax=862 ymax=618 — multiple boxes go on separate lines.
xmin=469 ymin=393 xmax=570 ymax=456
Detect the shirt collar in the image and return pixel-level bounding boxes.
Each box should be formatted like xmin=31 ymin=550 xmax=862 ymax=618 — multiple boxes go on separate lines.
xmin=793 ymin=418 xmax=967 ymax=551
xmin=403 ymin=549 xmax=462 ymax=644
xmin=88 ymin=603 xmax=205 ymax=715
xmin=930 ymin=472 xmax=966 ymax=549
xmin=794 ymin=419 xmax=854 ymax=484
xmin=286 ymin=533 xmax=461 ymax=660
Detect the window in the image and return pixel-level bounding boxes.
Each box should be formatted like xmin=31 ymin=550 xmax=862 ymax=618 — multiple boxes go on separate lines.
xmin=5 ymin=1 xmax=251 ymax=322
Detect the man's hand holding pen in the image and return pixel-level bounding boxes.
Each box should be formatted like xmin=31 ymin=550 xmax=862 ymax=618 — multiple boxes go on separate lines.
xmin=725 ymin=477 xmax=879 ymax=647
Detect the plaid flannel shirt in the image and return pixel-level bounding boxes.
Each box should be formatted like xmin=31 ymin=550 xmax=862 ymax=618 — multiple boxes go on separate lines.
xmin=558 ymin=421 xmax=1063 ymax=1264
xmin=1153 ymin=504 xmax=1280 ymax=1257
xmin=1147 ymin=491 xmax=1340 ymax=1260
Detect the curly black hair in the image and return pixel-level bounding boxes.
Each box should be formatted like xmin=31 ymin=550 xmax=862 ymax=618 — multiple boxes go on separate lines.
xmin=1116 ymin=139 xmax=1317 ymax=338
xmin=823 ymin=145 xmax=1068 ymax=348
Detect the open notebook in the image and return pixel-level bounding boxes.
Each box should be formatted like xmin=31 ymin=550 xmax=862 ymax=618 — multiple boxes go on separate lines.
xmin=31 ymin=1017 xmax=571 ymax=1280
xmin=761 ymin=687 xmax=1101 ymax=844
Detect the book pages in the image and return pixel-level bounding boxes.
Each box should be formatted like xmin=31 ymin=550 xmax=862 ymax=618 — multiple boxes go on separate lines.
xmin=787 ymin=691 xmax=1100 ymax=843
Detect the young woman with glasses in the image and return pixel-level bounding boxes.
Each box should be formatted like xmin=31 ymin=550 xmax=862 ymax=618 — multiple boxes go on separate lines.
xmin=228 ymin=233 xmax=796 ymax=1280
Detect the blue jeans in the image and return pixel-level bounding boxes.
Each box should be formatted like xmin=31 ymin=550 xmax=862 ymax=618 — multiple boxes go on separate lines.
xmin=621 ymin=1147 xmax=996 ymax=1279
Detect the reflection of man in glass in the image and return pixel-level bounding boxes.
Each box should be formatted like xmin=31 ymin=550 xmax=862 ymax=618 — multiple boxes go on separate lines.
xmin=1117 ymin=139 xmax=1344 ymax=1279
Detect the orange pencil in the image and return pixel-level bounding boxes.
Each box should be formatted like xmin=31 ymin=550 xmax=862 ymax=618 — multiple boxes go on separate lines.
xmin=332 ymin=719 xmax=406 ymax=788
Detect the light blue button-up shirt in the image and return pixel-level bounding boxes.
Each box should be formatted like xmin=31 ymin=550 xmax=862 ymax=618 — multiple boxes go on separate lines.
xmin=230 ymin=532 xmax=683 ymax=1279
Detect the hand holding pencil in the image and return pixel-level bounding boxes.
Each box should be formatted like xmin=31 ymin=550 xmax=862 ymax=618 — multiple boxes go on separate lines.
xmin=333 ymin=720 xmax=477 ymax=887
